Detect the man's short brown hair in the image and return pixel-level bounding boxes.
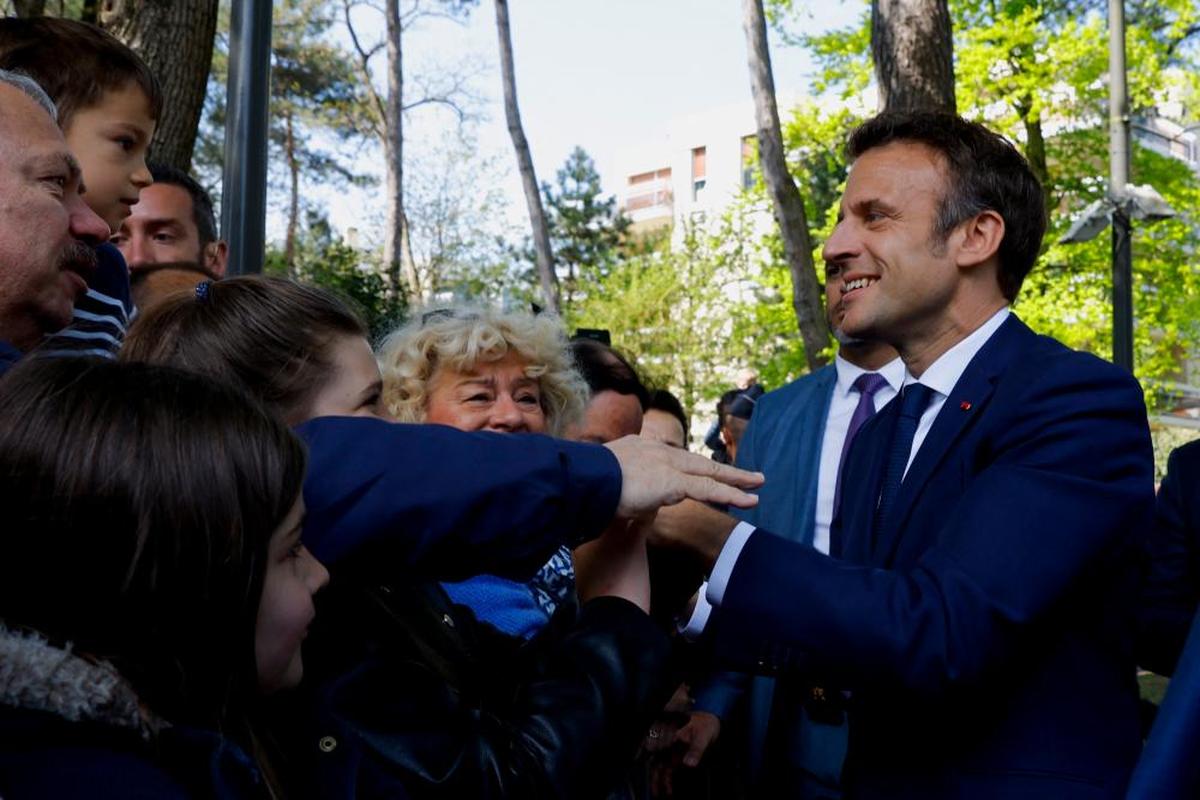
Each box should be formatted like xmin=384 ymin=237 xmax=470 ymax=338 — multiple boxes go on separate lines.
xmin=847 ymin=112 xmax=1046 ymax=302
xmin=0 ymin=17 xmax=162 ymax=128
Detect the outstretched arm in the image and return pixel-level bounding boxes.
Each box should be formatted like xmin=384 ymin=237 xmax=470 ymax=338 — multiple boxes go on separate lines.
xmin=297 ymin=418 xmax=762 ymax=583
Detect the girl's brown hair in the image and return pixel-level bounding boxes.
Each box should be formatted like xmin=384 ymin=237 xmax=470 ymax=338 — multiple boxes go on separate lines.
xmin=0 ymin=357 xmax=306 ymax=731
xmin=122 ymin=276 xmax=368 ymax=423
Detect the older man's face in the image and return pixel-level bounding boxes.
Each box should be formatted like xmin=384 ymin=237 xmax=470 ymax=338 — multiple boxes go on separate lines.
xmin=0 ymin=85 xmax=108 ymax=351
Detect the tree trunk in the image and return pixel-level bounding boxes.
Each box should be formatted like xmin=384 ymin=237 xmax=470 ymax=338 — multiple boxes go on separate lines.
xmin=100 ymin=0 xmax=218 ymax=172
xmin=1014 ymin=96 xmax=1054 ymax=221
xmin=284 ymin=111 xmax=300 ymax=274
xmin=494 ymin=0 xmax=559 ymax=314
xmin=381 ymin=0 xmax=421 ymax=304
xmin=870 ymin=0 xmax=956 ymax=113
xmin=12 ymin=0 xmax=47 ymax=16
xmin=742 ymin=0 xmax=827 ymax=372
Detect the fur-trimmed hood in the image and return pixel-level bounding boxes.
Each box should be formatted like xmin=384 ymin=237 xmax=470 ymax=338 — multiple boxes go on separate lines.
xmin=0 ymin=624 xmax=162 ymax=739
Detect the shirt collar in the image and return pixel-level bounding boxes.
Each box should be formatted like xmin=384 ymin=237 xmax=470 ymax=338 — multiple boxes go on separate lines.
xmin=903 ymin=306 xmax=1010 ymax=397
xmin=835 ymin=352 xmax=906 ymax=398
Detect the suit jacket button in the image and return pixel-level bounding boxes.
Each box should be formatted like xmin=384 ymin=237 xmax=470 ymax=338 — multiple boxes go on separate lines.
xmin=319 ymin=735 xmax=338 ymax=753
xmin=443 ymin=613 xmax=456 ymax=628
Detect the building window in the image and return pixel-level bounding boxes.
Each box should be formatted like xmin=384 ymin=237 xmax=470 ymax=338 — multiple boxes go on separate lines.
xmin=741 ymin=135 xmax=757 ymax=190
xmin=691 ymin=146 xmax=707 ymax=201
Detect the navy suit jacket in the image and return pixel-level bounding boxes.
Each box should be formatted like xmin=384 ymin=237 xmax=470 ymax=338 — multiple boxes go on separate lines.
xmin=706 ymin=315 xmax=1155 ymax=799
xmin=1137 ymin=439 xmax=1200 ymax=675
xmin=296 ymin=417 xmax=622 ymax=580
xmin=694 ymin=365 xmax=836 ymax=773
xmin=1126 ymin=606 xmax=1200 ymax=799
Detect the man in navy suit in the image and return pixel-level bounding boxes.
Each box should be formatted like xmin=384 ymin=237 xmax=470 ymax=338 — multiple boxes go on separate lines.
xmin=658 ymin=111 xmax=1154 ymax=798
xmin=1138 ymin=439 xmax=1200 ymax=676
xmin=677 ymin=264 xmax=901 ymax=797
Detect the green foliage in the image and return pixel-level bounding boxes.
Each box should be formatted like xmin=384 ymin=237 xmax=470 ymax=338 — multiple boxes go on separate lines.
xmin=266 ymin=211 xmax=407 ymax=341
xmin=541 ymin=147 xmax=631 ymax=306
xmin=720 ymin=103 xmax=863 ymax=388
xmin=779 ymin=0 xmax=1200 ymax=408
xmin=567 ymin=218 xmax=757 ymax=422
xmin=194 ymin=0 xmax=374 ymax=215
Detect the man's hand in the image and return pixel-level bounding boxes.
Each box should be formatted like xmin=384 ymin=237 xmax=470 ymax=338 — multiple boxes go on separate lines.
xmin=648 ymin=499 xmax=740 ymax=571
xmin=605 ymin=435 xmax=762 ymax=519
xmin=674 ymin=710 xmax=721 ymax=768
xmin=648 ymin=710 xmax=722 ymax=797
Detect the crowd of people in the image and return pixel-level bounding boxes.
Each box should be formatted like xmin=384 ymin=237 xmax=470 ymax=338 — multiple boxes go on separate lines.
xmin=1 ymin=14 xmax=1200 ymax=800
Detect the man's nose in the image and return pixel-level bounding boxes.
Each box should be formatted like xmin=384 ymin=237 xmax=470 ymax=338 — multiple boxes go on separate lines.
xmin=120 ymin=233 xmax=149 ymax=270
xmin=821 ymin=219 xmax=859 ymax=267
xmin=68 ymin=192 xmax=110 ymax=244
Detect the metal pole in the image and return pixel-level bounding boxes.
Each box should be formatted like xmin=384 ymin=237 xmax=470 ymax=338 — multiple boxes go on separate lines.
xmin=1108 ymin=0 xmax=1133 ymax=371
xmin=221 ymin=0 xmax=273 ymax=275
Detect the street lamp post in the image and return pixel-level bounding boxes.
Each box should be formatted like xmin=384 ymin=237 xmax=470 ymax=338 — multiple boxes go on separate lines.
xmin=221 ymin=0 xmax=273 ymax=276
xmin=1108 ymin=0 xmax=1133 ymax=372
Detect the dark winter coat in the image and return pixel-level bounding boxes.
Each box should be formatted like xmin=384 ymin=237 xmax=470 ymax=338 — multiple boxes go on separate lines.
xmin=268 ymin=579 xmax=673 ymax=799
xmin=0 ymin=626 xmax=262 ymax=799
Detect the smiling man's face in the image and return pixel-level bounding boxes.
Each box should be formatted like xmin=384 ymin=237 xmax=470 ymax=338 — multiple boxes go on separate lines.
xmin=821 ymin=140 xmax=960 ymax=349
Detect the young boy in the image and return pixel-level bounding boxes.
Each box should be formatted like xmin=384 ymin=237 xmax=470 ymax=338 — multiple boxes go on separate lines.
xmin=0 ymin=17 xmax=161 ymax=357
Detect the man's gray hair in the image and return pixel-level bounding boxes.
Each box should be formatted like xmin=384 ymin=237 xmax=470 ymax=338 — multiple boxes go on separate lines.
xmin=0 ymin=69 xmax=57 ymax=120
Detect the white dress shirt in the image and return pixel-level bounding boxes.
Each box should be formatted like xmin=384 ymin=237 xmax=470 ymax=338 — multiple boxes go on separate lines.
xmin=680 ymin=354 xmax=903 ymax=637
xmin=812 ymin=355 xmax=905 ymax=554
xmin=692 ymin=306 xmax=1012 ymax=628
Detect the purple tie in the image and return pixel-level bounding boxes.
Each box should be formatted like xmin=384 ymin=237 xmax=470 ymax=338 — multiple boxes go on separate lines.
xmin=833 ymin=372 xmax=889 ymax=514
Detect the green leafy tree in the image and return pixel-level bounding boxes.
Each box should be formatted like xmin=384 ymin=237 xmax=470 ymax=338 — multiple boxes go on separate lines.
xmin=568 ymin=215 xmax=762 ymax=424
xmin=271 ymin=0 xmax=376 ymax=270
xmin=542 ymin=147 xmax=630 ymax=307
xmin=775 ymin=0 xmax=1200 ymax=407
xmin=194 ymin=0 xmax=375 ymax=265
xmin=266 ymin=210 xmax=406 ymax=340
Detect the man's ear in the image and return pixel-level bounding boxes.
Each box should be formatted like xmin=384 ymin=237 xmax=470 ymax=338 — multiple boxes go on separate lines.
xmin=720 ymin=424 xmax=734 ymax=449
xmin=204 ymin=240 xmax=229 ymax=278
xmin=954 ymin=210 xmax=1005 ymax=270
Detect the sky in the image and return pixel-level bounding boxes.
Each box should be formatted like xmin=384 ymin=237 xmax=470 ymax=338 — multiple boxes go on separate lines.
xmin=308 ymin=0 xmax=865 ymax=241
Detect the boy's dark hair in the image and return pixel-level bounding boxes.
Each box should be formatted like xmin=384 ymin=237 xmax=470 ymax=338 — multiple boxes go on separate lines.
xmin=0 ymin=357 xmax=305 ymax=730
xmin=648 ymin=388 xmax=689 ymax=443
xmin=149 ymin=162 xmax=219 ymax=248
xmin=846 ymin=111 xmax=1046 ymax=302
xmin=0 ymin=17 xmax=163 ymax=128
xmin=569 ymin=338 xmax=650 ymax=410
xmin=121 ymin=275 xmax=368 ymax=424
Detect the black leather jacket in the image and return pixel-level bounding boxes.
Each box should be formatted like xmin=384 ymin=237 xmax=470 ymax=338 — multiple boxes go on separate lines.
xmin=269 ymin=579 xmax=673 ymax=799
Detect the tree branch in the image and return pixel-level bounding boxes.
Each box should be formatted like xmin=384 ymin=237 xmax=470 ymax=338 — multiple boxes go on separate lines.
xmin=342 ymin=0 xmax=387 ymax=131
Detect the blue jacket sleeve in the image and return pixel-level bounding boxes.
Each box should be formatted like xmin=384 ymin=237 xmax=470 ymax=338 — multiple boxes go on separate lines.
xmin=296 ymin=417 xmax=622 ymax=582
xmin=692 ymin=411 xmax=765 ymax=719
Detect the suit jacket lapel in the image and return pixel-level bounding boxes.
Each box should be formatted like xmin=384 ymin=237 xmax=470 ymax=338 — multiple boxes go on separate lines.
xmin=872 ymin=315 xmax=1033 ymax=563
xmin=792 ymin=367 xmax=836 ymax=545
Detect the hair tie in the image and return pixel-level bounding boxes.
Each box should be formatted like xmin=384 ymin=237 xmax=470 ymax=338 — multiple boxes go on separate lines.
xmin=195 ymin=280 xmax=212 ymax=302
